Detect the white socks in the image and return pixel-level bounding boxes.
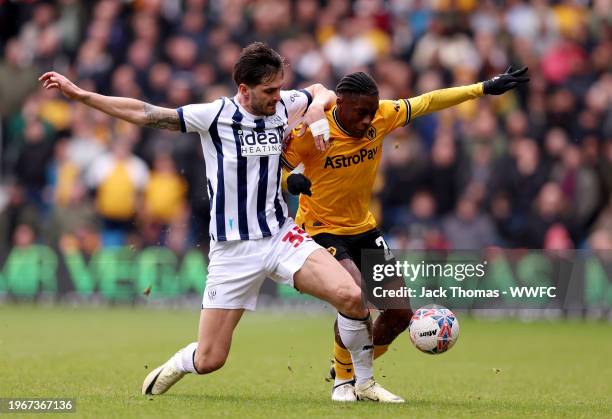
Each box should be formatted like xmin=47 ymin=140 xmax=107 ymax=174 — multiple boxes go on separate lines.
xmin=172 ymin=342 xmax=199 ymax=374
xmin=336 ymin=313 xmax=373 ymax=386
xmin=171 ymin=316 xmax=374 ymax=384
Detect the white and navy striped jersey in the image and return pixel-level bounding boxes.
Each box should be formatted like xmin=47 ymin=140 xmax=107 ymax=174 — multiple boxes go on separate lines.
xmin=177 ymin=89 xmax=312 ymax=241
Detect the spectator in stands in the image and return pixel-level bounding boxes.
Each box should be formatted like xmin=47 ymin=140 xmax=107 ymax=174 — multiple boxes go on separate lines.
xmin=142 ymin=152 xmax=188 ymax=252
xmin=86 ymin=128 xmax=149 ymax=246
xmin=394 ymin=189 xmax=448 ymax=250
xmin=0 ymin=38 xmax=40 ymax=118
xmin=442 ymin=194 xmax=499 ymax=250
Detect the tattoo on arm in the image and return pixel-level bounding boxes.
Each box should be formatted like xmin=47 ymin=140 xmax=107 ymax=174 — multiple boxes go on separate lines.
xmin=143 ymin=103 xmax=180 ymax=131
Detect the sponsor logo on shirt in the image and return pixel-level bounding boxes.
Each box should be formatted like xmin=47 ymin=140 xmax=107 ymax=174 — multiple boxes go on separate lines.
xmin=239 ymin=129 xmax=282 ymax=156
xmin=323 ymin=146 xmax=379 ymax=169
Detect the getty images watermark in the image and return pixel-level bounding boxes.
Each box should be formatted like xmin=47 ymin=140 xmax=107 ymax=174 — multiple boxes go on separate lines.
xmin=371 ymin=259 xmax=556 ymax=299
xmin=359 ymin=250 xmax=598 ymax=311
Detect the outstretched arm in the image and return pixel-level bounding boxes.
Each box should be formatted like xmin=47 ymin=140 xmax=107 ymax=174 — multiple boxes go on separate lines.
xmin=380 ymin=67 xmax=529 ymax=135
xmin=410 ymin=66 xmax=529 ymax=119
xmin=39 ymin=71 xmax=180 ymax=131
xmin=409 ymin=83 xmax=484 ymax=119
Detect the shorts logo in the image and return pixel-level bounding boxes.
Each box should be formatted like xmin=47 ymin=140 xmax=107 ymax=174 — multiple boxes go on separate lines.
xmin=207 ymin=289 xmax=216 ymax=301
xmin=327 ymin=247 xmax=337 ymax=256
xmin=366 ymin=126 xmax=377 ymax=140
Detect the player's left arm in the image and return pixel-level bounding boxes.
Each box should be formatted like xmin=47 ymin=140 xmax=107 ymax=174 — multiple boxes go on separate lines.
xmin=303 ymin=83 xmax=337 ymax=111
xmin=382 ymin=67 xmax=529 ymax=132
xmin=410 ymin=66 xmax=529 ymax=120
xmin=281 ymin=85 xmax=334 ymax=147
xmin=301 ymin=84 xmax=337 ymax=151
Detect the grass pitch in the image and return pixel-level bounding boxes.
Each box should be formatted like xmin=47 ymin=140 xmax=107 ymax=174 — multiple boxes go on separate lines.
xmin=0 ymin=305 xmax=610 ymax=418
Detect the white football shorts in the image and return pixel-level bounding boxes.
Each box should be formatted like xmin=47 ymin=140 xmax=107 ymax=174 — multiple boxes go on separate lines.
xmin=202 ymin=218 xmax=322 ymax=310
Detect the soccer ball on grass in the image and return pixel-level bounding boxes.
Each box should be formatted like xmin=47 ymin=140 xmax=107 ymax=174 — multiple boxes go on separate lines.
xmin=408 ymin=305 xmax=460 ymax=354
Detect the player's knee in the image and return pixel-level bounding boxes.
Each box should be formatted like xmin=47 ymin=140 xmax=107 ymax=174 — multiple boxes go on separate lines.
xmin=337 ymin=284 xmax=366 ymax=318
xmin=194 ymin=349 xmax=228 ymax=374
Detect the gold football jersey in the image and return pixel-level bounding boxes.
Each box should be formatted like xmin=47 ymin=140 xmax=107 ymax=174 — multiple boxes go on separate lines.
xmin=282 ymin=83 xmax=484 ymax=236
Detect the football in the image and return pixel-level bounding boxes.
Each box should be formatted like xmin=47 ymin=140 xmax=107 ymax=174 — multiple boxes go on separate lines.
xmin=409 ymin=305 xmax=460 ymax=354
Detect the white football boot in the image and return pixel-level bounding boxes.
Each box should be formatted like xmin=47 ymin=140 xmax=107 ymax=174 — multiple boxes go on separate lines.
xmin=331 ymin=380 xmax=357 ymax=402
xmin=355 ymin=378 xmax=405 ymax=403
xmin=142 ymin=359 xmax=186 ymax=395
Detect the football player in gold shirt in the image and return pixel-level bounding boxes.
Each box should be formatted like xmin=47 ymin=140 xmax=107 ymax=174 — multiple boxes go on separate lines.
xmin=282 ymin=68 xmax=529 ymax=401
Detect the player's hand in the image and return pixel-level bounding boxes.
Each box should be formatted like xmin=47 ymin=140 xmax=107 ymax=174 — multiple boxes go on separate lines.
xmin=482 ymin=66 xmax=529 ymax=95
xmin=300 ymin=103 xmax=330 ymax=151
xmin=39 ymin=71 xmax=86 ymax=101
xmin=287 ymin=173 xmax=312 ymax=196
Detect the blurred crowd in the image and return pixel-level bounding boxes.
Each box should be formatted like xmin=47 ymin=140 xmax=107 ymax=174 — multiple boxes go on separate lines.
xmin=0 ymin=0 xmax=611 ymax=255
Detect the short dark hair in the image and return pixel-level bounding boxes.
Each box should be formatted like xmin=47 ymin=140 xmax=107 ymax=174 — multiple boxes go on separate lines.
xmin=233 ymin=42 xmax=284 ymax=87
xmin=335 ymin=72 xmax=379 ymax=96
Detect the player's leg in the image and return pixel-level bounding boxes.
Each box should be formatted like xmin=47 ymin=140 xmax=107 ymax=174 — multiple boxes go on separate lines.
xmin=193 ymin=308 xmax=244 ymax=373
xmin=143 ymin=239 xmax=262 ymax=396
xmin=331 ymin=258 xmax=362 ymax=387
xmin=372 ymin=287 xmax=413 ymax=355
xmin=331 ymin=259 xmax=412 ymax=379
xmin=356 ymin=229 xmax=413 ymax=358
xmin=294 ymin=250 xmax=403 ymax=402
xmin=311 ymin=234 xmax=368 ymax=386
xmin=273 ymin=223 xmax=403 ymax=402
xmin=292 ymin=248 xmax=365 ymax=317
xmin=293 ymin=249 xmax=368 ymax=401
xmin=326 ymin=231 xmax=412 ymax=392
xmin=308 ymin=236 xmax=357 ymax=372
xmin=295 ymin=234 xmax=359 ymax=400
xmin=142 ymin=308 xmax=244 ymax=395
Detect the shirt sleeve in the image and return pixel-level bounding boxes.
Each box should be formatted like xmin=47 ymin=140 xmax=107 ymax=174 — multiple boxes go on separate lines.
xmin=280 ymin=89 xmax=313 ymax=130
xmin=408 ymin=83 xmax=484 ymax=120
xmin=281 ymin=127 xmax=312 ymax=171
xmin=176 ymin=99 xmax=224 ymax=133
xmin=378 ymin=99 xmax=411 ymax=134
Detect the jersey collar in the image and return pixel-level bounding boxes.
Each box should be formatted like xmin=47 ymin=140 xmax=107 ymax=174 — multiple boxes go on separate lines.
xmin=332 ymin=107 xmax=354 ymax=137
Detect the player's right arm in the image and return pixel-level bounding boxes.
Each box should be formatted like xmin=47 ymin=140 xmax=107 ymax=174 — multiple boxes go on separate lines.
xmin=39 ymin=71 xmax=180 ymax=131
xmin=281 ymin=125 xmax=313 ymax=172
xmin=281 ymin=126 xmax=314 ymax=196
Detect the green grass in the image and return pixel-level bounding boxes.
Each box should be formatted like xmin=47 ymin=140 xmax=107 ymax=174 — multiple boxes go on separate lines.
xmin=0 ymin=305 xmax=610 ymax=418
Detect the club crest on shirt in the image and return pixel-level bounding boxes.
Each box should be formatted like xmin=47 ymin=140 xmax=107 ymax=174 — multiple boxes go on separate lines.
xmin=366 ymin=125 xmax=377 ymax=140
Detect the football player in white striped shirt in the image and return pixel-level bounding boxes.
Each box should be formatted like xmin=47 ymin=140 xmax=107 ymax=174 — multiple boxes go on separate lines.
xmin=40 ymin=42 xmax=403 ymax=403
